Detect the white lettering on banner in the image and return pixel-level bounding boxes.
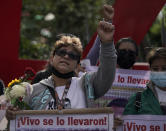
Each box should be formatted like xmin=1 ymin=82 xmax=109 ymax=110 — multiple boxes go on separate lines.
xmin=121 ymin=115 xmax=166 ymax=131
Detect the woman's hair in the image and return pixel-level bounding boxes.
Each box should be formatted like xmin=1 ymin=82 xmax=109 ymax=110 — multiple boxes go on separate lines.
xmin=52 ymin=34 xmax=83 ymax=57
xmin=115 ymin=37 xmax=138 ymax=56
xmin=146 ymin=47 xmax=166 ymax=67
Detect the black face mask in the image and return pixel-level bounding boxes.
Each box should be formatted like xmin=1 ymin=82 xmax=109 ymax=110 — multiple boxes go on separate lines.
xmin=117 ymin=49 xmax=136 ymax=69
xmin=50 ymin=65 xmax=75 ymax=79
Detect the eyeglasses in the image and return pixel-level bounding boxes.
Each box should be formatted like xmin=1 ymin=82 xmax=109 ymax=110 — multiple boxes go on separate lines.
xmin=55 ymin=49 xmax=80 ymax=61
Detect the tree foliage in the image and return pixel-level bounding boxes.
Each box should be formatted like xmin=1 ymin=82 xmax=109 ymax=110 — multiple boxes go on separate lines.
xmin=19 ymin=0 xmax=114 ymax=60
xmin=139 ymin=5 xmax=166 ymax=61
xmin=19 ymin=0 xmax=165 ymax=62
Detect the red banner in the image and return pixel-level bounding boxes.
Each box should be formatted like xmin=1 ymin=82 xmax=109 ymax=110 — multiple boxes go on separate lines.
xmin=82 ymin=0 xmax=165 ymax=58
xmin=113 ymin=0 xmax=165 ymax=43
xmin=0 ymin=0 xmax=46 ymax=85
xmin=0 ymin=0 xmax=165 ymax=85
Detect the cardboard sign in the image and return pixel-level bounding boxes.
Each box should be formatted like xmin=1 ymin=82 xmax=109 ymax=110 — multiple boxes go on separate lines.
xmin=10 ymin=108 xmax=114 ymax=131
xmin=113 ymin=69 xmax=150 ymax=88
xmin=121 ymin=115 xmax=166 ymax=131
xmin=94 ymin=68 xmax=150 ymax=107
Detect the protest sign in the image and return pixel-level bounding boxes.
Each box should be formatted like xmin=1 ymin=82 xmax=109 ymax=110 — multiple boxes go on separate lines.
xmin=121 ymin=115 xmax=166 ymax=131
xmin=94 ymin=68 xmax=150 ymax=107
xmin=83 ymin=67 xmax=150 ymax=103
xmin=10 ymin=107 xmax=114 ymax=131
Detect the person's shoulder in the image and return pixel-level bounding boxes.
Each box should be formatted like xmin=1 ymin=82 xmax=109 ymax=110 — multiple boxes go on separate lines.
xmin=127 ymin=92 xmax=138 ymax=103
xmin=36 ymin=69 xmax=48 ymax=75
xmin=34 ymin=76 xmax=53 ymax=88
xmin=32 ymin=82 xmax=41 ymax=87
xmin=31 ymin=82 xmax=49 ymax=96
xmin=123 ymin=93 xmax=138 ymax=115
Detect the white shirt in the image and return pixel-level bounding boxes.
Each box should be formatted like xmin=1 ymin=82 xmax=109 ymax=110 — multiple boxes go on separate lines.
xmin=46 ymin=77 xmax=86 ymax=109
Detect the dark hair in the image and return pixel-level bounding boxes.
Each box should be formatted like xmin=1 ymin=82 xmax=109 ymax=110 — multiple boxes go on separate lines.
xmin=115 ymin=37 xmax=138 ymax=56
xmin=146 ymin=47 xmax=166 ymax=67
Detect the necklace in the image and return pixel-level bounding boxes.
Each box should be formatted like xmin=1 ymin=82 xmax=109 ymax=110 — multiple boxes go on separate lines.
xmin=52 ymin=77 xmax=71 ymax=110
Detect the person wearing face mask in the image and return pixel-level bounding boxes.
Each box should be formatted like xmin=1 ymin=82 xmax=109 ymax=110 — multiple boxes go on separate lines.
xmin=115 ymin=37 xmax=138 ymax=69
xmin=87 ymin=37 xmax=138 ymax=69
xmin=123 ymin=47 xmax=166 ymax=115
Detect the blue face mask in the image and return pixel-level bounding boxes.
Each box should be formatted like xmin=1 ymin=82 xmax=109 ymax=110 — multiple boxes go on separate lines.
xmin=150 ymin=71 xmax=166 ymax=88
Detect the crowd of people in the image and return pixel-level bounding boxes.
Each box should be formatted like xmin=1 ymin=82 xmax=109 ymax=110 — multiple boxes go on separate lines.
xmin=86 ymin=28 xmax=139 ymax=118
xmin=0 ymin=3 xmax=166 ymax=131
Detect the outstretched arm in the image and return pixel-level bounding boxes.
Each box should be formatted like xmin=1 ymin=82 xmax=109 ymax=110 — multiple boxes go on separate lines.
xmin=86 ymin=5 xmax=115 ymax=66
xmin=86 ymin=36 xmax=100 ymax=66
xmin=92 ymin=5 xmax=117 ymax=98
